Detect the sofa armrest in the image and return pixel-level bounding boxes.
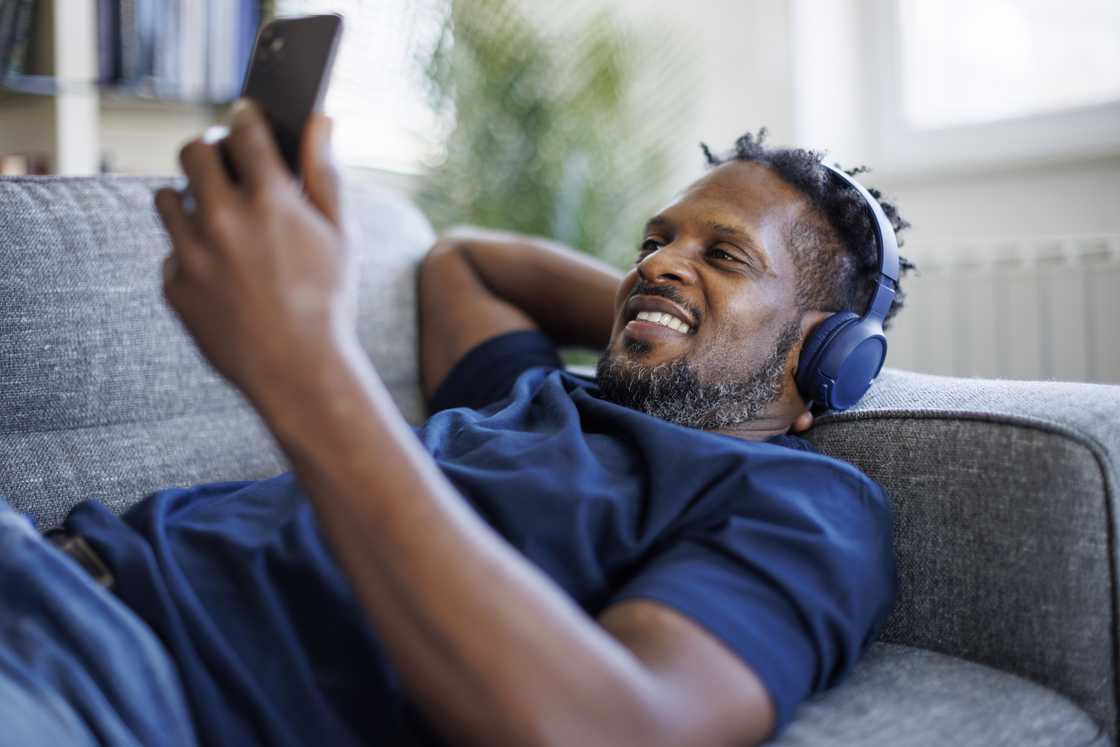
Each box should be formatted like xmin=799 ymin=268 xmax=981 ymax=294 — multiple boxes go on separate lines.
xmin=803 ymin=367 xmax=1120 ymax=740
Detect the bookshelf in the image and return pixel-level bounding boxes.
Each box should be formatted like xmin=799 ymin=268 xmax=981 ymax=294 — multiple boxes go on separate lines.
xmin=0 ymin=0 xmax=264 ymax=175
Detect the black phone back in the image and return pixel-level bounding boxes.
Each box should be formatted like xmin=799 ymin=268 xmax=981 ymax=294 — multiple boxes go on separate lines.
xmin=241 ymin=14 xmax=342 ymax=178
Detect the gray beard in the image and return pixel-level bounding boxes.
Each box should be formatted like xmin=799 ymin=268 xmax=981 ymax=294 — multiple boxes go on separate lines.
xmin=594 ymin=319 xmax=802 ymax=430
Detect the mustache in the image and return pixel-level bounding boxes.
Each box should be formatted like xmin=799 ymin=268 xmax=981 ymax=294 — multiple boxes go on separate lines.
xmin=628 ymin=281 xmax=703 ymax=325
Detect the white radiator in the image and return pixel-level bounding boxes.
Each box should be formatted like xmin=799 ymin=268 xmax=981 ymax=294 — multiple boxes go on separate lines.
xmin=884 ymin=234 xmax=1120 ymax=384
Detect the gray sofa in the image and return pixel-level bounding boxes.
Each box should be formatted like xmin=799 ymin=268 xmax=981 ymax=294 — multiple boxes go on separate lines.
xmin=1 ymin=173 xmax=1116 ymax=747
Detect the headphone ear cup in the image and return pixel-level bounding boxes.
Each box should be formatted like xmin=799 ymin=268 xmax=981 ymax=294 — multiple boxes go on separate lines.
xmin=824 ymin=320 xmax=887 ymax=410
xmin=795 ymin=312 xmax=859 ymax=406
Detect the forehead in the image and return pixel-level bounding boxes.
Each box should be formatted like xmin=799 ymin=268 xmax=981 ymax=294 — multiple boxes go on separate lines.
xmin=654 ymin=161 xmax=809 ymax=261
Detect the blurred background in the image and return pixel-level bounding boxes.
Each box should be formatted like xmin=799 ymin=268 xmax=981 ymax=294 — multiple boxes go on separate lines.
xmin=1 ymin=0 xmax=1118 ymax=383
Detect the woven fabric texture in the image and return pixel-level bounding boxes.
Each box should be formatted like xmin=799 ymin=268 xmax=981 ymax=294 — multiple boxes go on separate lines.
xmin=0 ymin=172 xmax=433 ymax=529
xmin=805 ymin=369 xmax=1120 ymax=740
xmin=2 ymin=174 xmax=1115 ymax=744
xmin=769 ymin=642 xmax=1108 ymax=747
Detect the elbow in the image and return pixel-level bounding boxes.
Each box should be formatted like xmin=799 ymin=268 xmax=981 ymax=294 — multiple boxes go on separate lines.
xmin=423 ymin=234 xmax=464 ymax=265
xmin=515 ymin=678 xmax=769 ymax=747
xmin=515 ymin=692 xmax=689 ymax=747
xmin=419 ymin=233 xmax=472 ymax=290
xmin=421 ymin=226 xmax=491 ymax=277
xmin=426 ymin=225 xmax=488 ymax=258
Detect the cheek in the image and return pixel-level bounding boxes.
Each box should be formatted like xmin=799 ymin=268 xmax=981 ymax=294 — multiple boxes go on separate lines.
xmin=717 ymin=279 xmax=787 ymax=338
xmin=611 ymin=271 xmax=639 ymax=325
xmin=694 ymin=289 xmax=787 ymax=369
xmin=617 ymin=270 xmax=638 ymax=304
xmin=697 ymin=317 xmax=763 ymax=367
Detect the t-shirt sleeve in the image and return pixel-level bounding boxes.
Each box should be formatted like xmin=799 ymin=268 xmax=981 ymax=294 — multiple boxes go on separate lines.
xmin=428 ymin=330 xmax=565 ymax=414
xmin=604 ymin=470 xmax=897 ymax=737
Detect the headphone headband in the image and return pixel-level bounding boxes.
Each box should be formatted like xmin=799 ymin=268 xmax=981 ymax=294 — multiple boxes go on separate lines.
xmin=822 ymin=164 xmax=900 ymax=296
xmin=792 ymin=165 xmax=902 ymax=411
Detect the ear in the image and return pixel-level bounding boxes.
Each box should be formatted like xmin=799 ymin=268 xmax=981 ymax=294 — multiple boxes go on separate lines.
xmin=789 ymin=309 xmax=833 ymax=400
xmin=799 ymin=309 xmax=834 ymax=343
xmin=790 ymin=409 xmax=814 ymax=433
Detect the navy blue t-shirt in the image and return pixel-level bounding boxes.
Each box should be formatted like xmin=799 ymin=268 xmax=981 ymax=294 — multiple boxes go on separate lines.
xmin=66 ymin=330 xmax=896 ymax=744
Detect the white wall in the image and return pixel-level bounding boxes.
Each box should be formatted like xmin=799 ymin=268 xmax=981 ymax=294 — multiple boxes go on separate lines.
xmin=606 ymin=0 xmax=796 ymax=191
xmin=99 ymin=100 xmax=223 ymax=175
xmin=0 ymin=95 xmax=55 ymax=163
xmin=878 ymin=156 xmax=1120 ymax=244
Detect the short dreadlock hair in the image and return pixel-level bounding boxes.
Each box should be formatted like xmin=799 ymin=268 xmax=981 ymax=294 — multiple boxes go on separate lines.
xmin=700 ymin=128 xmax=916 ymax=330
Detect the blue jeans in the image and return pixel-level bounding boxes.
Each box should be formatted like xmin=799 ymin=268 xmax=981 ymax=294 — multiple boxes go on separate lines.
xmin=0 ymin=500 xmax=196 ymax=745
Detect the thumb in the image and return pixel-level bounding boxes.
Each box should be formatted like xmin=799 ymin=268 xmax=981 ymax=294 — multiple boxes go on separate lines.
xmin=301 ymin=113 xmax=342 ymax=226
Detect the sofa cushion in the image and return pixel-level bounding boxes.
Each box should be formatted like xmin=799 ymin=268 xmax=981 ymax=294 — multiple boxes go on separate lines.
xmin=770 ymin=643 xmax=1107 ymax=747
xmin=804 ymin=369 xmax=1120 ymax=741
xmin=0 ymin=172 xmax=433 ymax=529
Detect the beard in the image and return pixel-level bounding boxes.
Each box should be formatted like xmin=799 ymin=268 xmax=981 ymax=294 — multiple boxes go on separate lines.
xmin=594 ymin=318 xmax=802 ymax=430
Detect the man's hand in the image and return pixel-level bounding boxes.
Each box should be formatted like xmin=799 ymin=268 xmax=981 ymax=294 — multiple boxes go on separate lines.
xmin=153 ymin=100 xmax=357 ymax=409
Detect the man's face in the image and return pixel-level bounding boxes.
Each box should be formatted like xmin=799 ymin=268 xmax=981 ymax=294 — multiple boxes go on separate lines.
xmin=596 ymin=160 xmax=810 ymax=430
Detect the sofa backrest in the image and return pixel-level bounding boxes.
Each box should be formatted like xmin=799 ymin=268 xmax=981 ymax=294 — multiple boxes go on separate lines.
xmin=2 ymin=173 xmax=1117 ymax=739
xmin=0 ymin=172 xmax=433 ymax=528
xmin=805 ymin=369 xmax=1120 ymax=740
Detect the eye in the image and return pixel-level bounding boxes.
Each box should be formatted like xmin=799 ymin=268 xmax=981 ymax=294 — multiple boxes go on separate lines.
xmin=635 ymin=238 xmax=663 ymax=264
xmin=709 ymin=246 xmax=739 ymax=262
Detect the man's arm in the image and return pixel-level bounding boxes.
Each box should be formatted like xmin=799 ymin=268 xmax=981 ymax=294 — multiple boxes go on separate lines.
xmin=259 ymin=351 xmax=775 ymax=746
xmin=418 ymin=226 xmax=621 ymax=401
xmin=155 ymin=104 xmax=776 ymax=746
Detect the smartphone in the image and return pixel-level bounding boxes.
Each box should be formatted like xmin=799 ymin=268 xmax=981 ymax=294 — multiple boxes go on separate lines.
xmin=212 ymin=13 xmax=343 ymax=183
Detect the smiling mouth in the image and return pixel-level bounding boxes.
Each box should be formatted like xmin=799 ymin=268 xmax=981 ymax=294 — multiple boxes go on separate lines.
xmin=631 ymin=310 xmax=692 ymax=334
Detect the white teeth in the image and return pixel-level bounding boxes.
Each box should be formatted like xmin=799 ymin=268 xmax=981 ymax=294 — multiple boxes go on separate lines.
xmin=634 ymin=310 xmax=690 ymax=334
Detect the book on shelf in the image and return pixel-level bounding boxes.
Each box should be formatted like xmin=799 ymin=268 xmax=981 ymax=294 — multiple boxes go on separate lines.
xmin=97 ymin=0 xmax=121 ymax=83
xmin=0 ymin=2 xmax=18 ymax=78
xmin=4 ymin=0 xmax=262 ymax=103
xmin=0 ymin=0 xmax=36 ymax=80
xmin=110 ymin=0 xmax=261 ymax=102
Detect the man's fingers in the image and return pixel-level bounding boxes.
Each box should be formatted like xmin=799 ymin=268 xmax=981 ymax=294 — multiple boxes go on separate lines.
xmin=301 ymin=113 xmax=343 ymax=227
xmin=161 ymin=254 xmax=180 ymax=288
xmin=178 ymin=137 xmax=236 ymax=225
xmin=224 ymin=98 xmax=290 ymax=194
xmin=154 ymin=187 xmax=195 ymax=240
xmin=154 ymin=187 xmax=213 ymax=280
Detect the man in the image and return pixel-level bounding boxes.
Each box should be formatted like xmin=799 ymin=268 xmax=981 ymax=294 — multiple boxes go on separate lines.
xmin=1 ymin=102 xmax=911 ymax=746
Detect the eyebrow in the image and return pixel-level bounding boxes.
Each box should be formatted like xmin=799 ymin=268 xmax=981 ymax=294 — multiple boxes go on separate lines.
xmin=644 ymin=216 xmax=774 ymax=273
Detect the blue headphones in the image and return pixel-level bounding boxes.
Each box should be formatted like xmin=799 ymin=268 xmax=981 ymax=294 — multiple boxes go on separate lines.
xmin=793 ymin=165 xmax=900 ymax=411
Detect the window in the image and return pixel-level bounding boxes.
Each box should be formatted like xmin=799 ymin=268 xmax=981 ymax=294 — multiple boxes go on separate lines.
xmin=275 ymin=0 xmax=447 ymax=173
xmin=897 ymin=0 xmax=1120 ymax=130
xmin=869 ymin=0 xmax=1120 ymax=175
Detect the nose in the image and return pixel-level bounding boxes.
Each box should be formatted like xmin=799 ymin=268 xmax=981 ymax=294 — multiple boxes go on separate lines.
xmin=636 ymin=242 xmax=698 ymax=286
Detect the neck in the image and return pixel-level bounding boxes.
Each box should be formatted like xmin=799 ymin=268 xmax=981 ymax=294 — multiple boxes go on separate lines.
xmin=710 ymin=414 xmax=792 ymax=442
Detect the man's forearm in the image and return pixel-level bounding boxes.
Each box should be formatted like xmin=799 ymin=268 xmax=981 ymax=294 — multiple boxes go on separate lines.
xmin=433 ymin=227 xmax=623 ymax=349
xmin=254 ymin=342 xmax=669 ymax=747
